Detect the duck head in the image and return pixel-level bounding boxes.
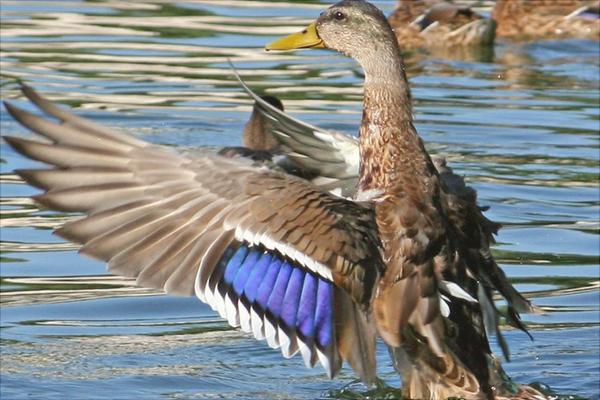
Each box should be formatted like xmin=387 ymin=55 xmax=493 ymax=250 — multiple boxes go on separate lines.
xmin=266 ymin=0 xmax=401 ymax=72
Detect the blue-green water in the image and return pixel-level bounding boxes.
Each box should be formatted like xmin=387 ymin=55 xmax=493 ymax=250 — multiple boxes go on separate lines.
xmin=1 ymin=1 xmax=599 ymax=399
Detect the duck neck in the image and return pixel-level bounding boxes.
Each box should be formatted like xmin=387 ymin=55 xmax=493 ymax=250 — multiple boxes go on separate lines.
xmin=358 ymin=48 xmax=435 ymax=196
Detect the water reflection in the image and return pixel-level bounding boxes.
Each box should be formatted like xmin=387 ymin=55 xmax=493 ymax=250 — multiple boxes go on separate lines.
xmin=1 ymin=1 xmax=598 ymax=399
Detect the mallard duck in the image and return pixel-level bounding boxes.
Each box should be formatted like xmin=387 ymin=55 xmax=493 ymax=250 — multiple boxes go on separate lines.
xmin=3 ymin=1 xmax=545 ymax=398
xmin=218 ymin=95 xmax=284 ymax=161
xmin=217 ymin=93 xmax=317 ymax=180
xmin=388 ymin=0 xmax=496 ymax=49
xmin=240 ymin=89 xmax=529 ymax=349
xmin=493 ymin=0 xmax=600 ymax=40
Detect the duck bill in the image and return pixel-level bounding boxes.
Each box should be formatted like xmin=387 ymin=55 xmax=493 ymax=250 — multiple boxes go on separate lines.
xmin=266 ymin=22 xmax=325 ymax=51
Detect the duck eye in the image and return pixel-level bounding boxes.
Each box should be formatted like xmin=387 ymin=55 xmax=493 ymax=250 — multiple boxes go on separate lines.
xmin=333 ymin=11 xmax=346 ymax=21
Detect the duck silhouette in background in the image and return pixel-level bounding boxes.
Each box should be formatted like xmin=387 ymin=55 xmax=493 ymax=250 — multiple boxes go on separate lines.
xmin=493 ymin=0 xmax=599 ymax=40
xmin=218 ymin=95 xmax=284 ymax=162
xmin=388 ymin=0 xmax=496 ymax=49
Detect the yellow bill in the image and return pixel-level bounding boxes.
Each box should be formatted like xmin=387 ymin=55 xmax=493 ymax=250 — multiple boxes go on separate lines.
xmin=266 ymin=22 xmax=325 ymax=51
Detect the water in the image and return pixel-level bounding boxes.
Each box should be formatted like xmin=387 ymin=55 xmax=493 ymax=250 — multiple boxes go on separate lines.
xmin=1 ymin=1 xmax=598 ymax=399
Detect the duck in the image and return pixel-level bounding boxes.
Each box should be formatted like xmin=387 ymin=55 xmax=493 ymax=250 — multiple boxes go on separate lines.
xmin=3 ymin=0 xmax=544 ymax=399
xmin=388 ymin=0 xmax=496 ymax=49
xmin=493 ymin=0 xmax=600 ymax=40
xmin=241 ymin=89 xmax=531 ymax=352
xmin=217 ymin=93 xmax=317 ymax=180
xmin=218 ymin=94 xmax=284 ymax=162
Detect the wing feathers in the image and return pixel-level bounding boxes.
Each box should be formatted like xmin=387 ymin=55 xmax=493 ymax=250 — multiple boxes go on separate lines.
xmin=166 ymin=228 xmax=232 ymax=296
xmin=56 ymin=199 xmax=154 ymax=242
xmin=19 ymin=84 xmax=147 ymax=147
xmin=4 ymin=87 xmax=384 ymax=383
xmin=4 ymin=102 xmax=134 ymax=153
xmin=17 ymin=168 xmax=134 ymax=190
xmin=108 ymin=219 xmax=191 ymax=277
xmin=36 ymin=183 xmax=145 ymax=212
xmin=212 ymin=245 xmax=349 ymax=377
xmin=135 ymin=230 xmax=199 ymax=291
xmin=4 ymin=136 xmax=129 ymax=169
xmin=80 ymin=211 xmax=172 ymax=260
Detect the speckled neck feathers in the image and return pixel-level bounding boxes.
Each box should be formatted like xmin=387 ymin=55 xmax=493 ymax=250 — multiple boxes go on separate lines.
xmin=356 ymin=31 xmax=436 ymax=199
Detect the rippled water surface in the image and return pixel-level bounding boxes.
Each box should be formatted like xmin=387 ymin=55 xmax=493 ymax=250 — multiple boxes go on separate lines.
xmin=1 ymin=1 xmax=599 ymax=399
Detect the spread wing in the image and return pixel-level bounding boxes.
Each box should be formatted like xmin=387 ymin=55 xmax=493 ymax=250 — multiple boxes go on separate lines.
xmin=3 ymin=85 xmax=383 ymax=383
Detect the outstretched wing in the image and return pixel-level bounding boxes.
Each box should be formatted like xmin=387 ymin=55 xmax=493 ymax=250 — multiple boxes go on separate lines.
xmin=3 ymin=85 xmax=383 ymax=383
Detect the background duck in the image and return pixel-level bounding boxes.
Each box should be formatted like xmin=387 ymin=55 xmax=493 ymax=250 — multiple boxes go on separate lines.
xmin=4 ymin=1 xmax=545 ymax=399
xmin=493 ymin=0 xmax=600 ymax=40
xmin=218 ymin=95 xmax=284 ymax=162
xmin=388 ymin=0 xmax=496 ymax=49
xmin=218 ymin=93 xmax=316 ymax=180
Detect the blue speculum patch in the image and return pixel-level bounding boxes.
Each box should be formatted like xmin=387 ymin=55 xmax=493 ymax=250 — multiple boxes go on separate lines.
xmin=219 ymin=244 xmax=334 ymax=350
